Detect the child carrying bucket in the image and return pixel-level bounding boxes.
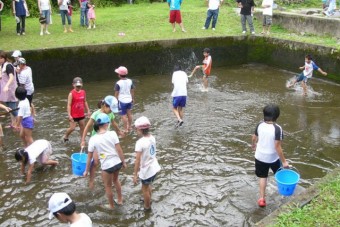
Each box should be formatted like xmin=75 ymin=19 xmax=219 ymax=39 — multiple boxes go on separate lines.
xmin=80 ymin=95 xmax=123 ymax=190
xmin=83 ymin=113 xmax=126 ymax=209
xmin=251 ymin=104 xmax=289 ymax=207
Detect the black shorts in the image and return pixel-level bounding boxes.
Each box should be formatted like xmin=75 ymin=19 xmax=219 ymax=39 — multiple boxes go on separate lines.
xmin=104 ymin=162 xmax=123 ymax=174
xmin=255 ymin=158 xmax=281 ymax=178
xmin=141 ymin=174 xmax=157 ymax=185
xmin=73 ymin=117 xmax=85 ymax=122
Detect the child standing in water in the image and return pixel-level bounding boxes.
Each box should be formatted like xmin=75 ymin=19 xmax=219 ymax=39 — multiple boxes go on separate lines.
xmin=14 ymin=139 xmax=58 ymax=184
xmin=133 ymin=116 xmax=161 ymax=210
xmin=84 ymin=113 xmax=126 ymax=209
xmin=189 ymin=48 xmax=212 ymax=92
xmin=114 ymin=66 xmax=135 ymax=133
xmin=251 ymin=104 xmax=289 ymax=207
xmin=64 ymin=77 xmax=90 ymax=142
xmin=81 ymin=95 xmax=123 ymax=190
xmin=15 ymin=86 xmax=34 ymax=147
xmin=87 ymin=1 xmax=96 ymax=29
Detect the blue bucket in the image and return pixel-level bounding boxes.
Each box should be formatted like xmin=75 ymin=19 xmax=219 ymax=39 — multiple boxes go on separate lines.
xmin=275 ymin=168 xmax=300 ymax=196
xmin=71 ymin=153 xmax=88 ymax=176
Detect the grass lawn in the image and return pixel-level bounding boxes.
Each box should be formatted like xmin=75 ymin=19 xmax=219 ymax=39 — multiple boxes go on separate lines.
xmin=0 ymin=0 xmax=339 ymax=51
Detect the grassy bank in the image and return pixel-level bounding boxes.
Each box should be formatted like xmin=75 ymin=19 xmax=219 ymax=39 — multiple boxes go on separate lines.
xmin=0 ymin=0 xmax=339 ymax=51
xmin=274 ymin=173 xmax=340 ymax=226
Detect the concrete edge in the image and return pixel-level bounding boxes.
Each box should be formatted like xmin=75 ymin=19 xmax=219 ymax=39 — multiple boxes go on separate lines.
xmin=256 ymin=167 xmax=340 ymax=226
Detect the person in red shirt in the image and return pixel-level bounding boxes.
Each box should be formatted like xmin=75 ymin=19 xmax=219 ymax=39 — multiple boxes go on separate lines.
xmin=63 ymin=77 xmax=90 ymax=142
xmin=189 ymin=48 xmax=212 ymax=92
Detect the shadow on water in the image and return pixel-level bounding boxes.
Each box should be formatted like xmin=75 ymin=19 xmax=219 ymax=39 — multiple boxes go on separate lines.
xmin=0 ymin=64 xmax=339 ymax=226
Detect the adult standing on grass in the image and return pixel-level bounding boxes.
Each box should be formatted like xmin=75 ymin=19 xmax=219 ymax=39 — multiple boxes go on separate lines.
xmin=79 ymin=0 xmax=88 ymax=27
xmin=171 ymin=65 xmax=188 ymax=127
xmin=0 ymin=51 xmax=18 ymax=128
xmin=237 ymin=0 xmax=255 ymax=35
xmin=251 ymin=104 xmax=289 ymax=207
xmin=202 ymin=0 xmax=223 ymax=31
xmin=12 ymin=0 xmax=29 ymax=35
xmin=58 ymin=0 xmax=73 ymax=33
xmin=261 ymin=0 xmax=273 ymax=35
xmin=167 ymin=0 xmax=186 ymax=32
xmin=38 ymin=0 xmax=52 ymax=36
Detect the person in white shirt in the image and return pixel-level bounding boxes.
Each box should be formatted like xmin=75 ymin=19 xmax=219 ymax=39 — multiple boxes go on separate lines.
xmin=48 ymin=192 xmax=92 ymax=227
xmin=261 ymin=0 xmax=273 ymax=35
xmin=14 ymin=139 xmax=58 ymax=183
xmin=171 ymin=65 xmax=188 ymax=127
xmin=133 ymin=116 xmax=161 ymax=210
xmin=83 ymin=113 xmax=126 ymax=209
xmin=202 ymin=0 xmax=223 ymax=30
xmin=38 ymin=0 xmax=52 ymax=35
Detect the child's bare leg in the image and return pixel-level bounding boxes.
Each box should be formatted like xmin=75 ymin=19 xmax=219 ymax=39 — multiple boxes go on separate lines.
xmin=171 ymin=23 xmax=176 ymax=32
xmin=179 ymin=22 xmax=186 ymax=32
xmin=64 ymin=120 xmax=76 ymax=140
xmin=126 ymin=109 xmax=133 ymax=132
xmin=102 ymin=171 xmax=114 ymax=208
xmin=302 ymin=81 xmax=307 ymax=95
xmin=23 ymin=128 xmax=33 ymax=147
xmin=121 ymin=115 xmax=129 ymax=132
xmin=78 ymin=119 xmax=86 ymax=141
xmin=44 ymin=160 xmax=59 ymax=166
xmin=89 ymin=151 xmax=99 ymax=190
xmin=259 ymin=177 xmax=267 ymax=199
xmin=113 ymin=170 xmax=123 ymax=204
xmin=203 ymin=76 xmax=208 ymax=89
xmin=142 ymin=184 xmax=152 ymax=209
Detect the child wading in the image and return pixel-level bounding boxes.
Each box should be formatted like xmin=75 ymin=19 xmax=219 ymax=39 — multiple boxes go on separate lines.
xmin=83 ymin=113 xmax=126 ymax=209
xmin=133 ymin=116 xmax=161 ymax=210
xmin=189 ymin=48 xmax=212 ymax=92
xmin=15 ymin=139 xmax=58 ymax=183
xmin=251 ymin=104 xmax=289 ymax=207
xmin=64 ymin=77 xmax=90 ymax=142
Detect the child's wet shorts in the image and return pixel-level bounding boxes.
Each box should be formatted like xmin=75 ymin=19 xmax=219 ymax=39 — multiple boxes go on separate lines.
xmin=255 ymin=158 xmax=280 ymax=178
xmin=73 ymin=117 xmax=85 ymax=122
xmin=296 ymin=72 xmax=307 ymax=82
xmin=103 ymin=162 xmax=123 ymax=174
xmin=22 ymin=116 xmax=34 ymax=129
xmin=141 ymin=173 xmax=157 ymax=185
xmin=118 ymin=101 xmax=132 ymax=115
xmin=173 ymin=96 xmax=186 ymax=108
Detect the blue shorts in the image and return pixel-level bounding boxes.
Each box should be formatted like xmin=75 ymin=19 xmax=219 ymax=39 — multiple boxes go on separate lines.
xmin=296 ymin=73 xmax=307 ymax=83
xmin=141 ymin=173 xmax=157 ymax=185
xmin=5 ymin=102 xmax=18 ymax=117
xmin=173 ymin=96 xmax=186 ymax=108
xmin=22 ymin=116 xmax=34 ymax=129
xmin=118 ymin=101 xmax=132 ymax=115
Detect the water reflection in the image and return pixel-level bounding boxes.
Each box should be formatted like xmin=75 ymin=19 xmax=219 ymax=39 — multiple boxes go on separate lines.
xmin=0 ymin=64 xmax=339 ymax=226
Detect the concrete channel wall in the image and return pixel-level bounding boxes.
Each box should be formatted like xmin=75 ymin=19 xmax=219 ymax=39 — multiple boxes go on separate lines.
xmin=20 ymin=36 xmax=340 ymax=88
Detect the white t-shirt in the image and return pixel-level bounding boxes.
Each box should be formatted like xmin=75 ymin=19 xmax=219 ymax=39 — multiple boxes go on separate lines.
xmin=70 ymin=213 xmax=92 ymax=227
xmin=115 ymin=78 xmax=133 ymax=103
xmin=26 ymin=140 xmax=51 ymax=164
xmin=88 ymin=131 xmax=122 ymax=170
xmin=208 ymin=0 xmax=221 ymax=10
xmin=18 ymin=98 xmax=31 ymax=118
xmin=135 ymin=135 xmax=161 ymax=180
xmin=171 ymin=70 xmax=188 ymax=97
xmin=18 ymin=66 xmax=34 ymax=95
xmin=254 ymin=122 xmax=283 ymax=163
xmin=262 ymin=0 xmax=273 ymax=16
xmin=39 ymin=0 xmax=50 ymax=10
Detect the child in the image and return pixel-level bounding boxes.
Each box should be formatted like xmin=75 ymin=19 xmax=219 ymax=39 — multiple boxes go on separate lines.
xmin=17 ymin=57 xmax=36 ymax=117
xmin=14 ymin=139 xmax=58 ymax=184
xmin=81 ymin=95 xmax=123 ymax=190
xmin=171 ymin=65 xmax=188 ymax=127
xmin=167 ymin=0 xmax=186 ymax=32
xmin=114 ymin=66 xmax=135 ymax=133
xmin=0 ymin=104 xmax=12 ymax=146
xmin=11 ymin=50 xmax=22 ymax=68
xmin=15 ymin=86 xmax=34 ymax=147
xmin=288 ymin=54 xmax=327 ymax=96
xmin=48 ymin=192 xmax=92 ymax=226
xmin=87 ymin=2 xmax=96 ymax=29
xmin=261 ymin=0 xmax=273 ymax=35
xmin=63 ymin=77 xmax=90 ymax=142
xmin=189 ymin=48 xmax=212 ymax=91
xmin=133 ymin=116 xmax=161 ymax=210
xmin=84 ymin=113 xmax=126 ymax=209
xmin=237 ymin=0 xmax=255 ymax=34
xmin=251 ymin=104 xmax=289 ymax=207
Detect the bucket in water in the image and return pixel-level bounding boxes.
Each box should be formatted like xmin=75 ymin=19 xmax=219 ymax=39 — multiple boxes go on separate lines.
xmin=275 ymin=168 xmax=300 ymax=196
xmin=71 ymin=152 xmax=88 ymax=176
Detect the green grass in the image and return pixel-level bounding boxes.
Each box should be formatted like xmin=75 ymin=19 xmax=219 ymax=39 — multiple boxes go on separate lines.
xmin=0 ymin=0 xmax=339 ymax=51
xmin=274 ymin=174 xmax=340 ymax=226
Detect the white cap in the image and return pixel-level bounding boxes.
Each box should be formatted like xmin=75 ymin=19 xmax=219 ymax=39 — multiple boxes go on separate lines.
xmin=48 ymin=193 xmax=73 ymax=220
xmin=12 ymin=50 xmax=22 ymax=58
xmin=134 ymin=116 xmax=151 ymax=129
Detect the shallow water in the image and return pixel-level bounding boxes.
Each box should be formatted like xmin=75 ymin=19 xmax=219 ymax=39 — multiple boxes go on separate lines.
xmin=0 ymin=64 xmax=339 ymax=226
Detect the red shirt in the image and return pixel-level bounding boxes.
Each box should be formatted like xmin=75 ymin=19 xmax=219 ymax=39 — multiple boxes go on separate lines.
xmin=70 ymin=89 xmax=86 ymax=118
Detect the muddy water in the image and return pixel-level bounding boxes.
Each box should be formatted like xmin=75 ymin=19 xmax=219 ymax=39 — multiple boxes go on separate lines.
xmin=0 ymin=64 xmax=339 ymax=226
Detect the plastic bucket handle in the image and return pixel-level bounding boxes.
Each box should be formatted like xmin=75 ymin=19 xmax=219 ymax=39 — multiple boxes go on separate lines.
xmin=277 ymin=166 xmax=300 ymax=175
